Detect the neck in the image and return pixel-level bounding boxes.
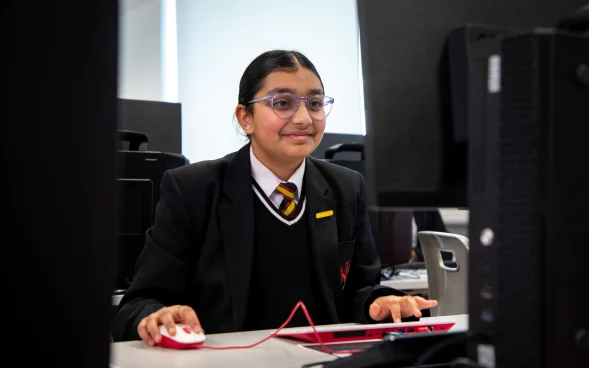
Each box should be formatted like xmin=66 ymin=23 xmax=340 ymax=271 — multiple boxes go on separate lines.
xmin=251 ymin=143 xmax=303 ymax=182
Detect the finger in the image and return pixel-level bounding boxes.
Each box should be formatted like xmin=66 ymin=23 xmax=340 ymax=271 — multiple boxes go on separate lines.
xmin=145 ymin=314 xmax=162 ymax=344
xmin=369 ymin=302 xmax=387 ymax=321
xmin=177 ymin=306 xmax=203 ymax=333
xmin=160 ymin=309 xmax=177 ymax=336
xmin=137 ymin=319 xmax=154 ymax=346
xmin=405 ymin=297 xmax=422 ymax=318
xmin=423 ymin=300 xmax=438 ymax=308
xmin=389 ymin=301 xmax=402 ymax=323
xmin=414 ymin=296 xmax=439 ymax=309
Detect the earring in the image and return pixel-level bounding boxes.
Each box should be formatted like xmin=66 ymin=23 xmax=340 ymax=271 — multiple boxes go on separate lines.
xmin=245 ymin=125 xmax=251 ymax=130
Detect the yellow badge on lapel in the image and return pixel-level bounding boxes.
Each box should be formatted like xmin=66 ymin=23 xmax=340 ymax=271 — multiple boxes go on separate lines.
xmin=316 ymin=210 xmax=334 ymax=219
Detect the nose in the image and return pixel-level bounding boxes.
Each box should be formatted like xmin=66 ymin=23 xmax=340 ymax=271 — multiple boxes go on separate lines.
xmin=291 ymin=98 xmax=313 ymax=126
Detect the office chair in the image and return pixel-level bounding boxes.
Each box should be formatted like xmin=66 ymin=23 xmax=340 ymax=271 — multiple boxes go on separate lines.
xmin=413 ymin=211 xmax=454 ymax=261
xmin=115 ymin=130 xmax=188 ymax=291
xmin=323 ymin=142 xmax=364 ymax=174
xmin=417 ymin=231 xmax=469 ymax=316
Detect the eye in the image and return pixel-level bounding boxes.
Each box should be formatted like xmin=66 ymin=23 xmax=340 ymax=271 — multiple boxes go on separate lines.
xmin=308 ymin=97 xmax=325 ymax=111
xmin=272 ymin=94 xmax=295 ymax=111
xmin=274 ymin=99 xmax=291 ymax=108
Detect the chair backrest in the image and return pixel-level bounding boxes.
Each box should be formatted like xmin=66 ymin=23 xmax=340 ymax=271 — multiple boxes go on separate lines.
xmin=417 ymin=231 xmax=469 ymax=316
xmin=115 ymin=131 xmax=189 ymax=291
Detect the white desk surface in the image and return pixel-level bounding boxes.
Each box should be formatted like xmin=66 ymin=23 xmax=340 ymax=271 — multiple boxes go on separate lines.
xmin=110 ymin=314 xmax=468 ymax=368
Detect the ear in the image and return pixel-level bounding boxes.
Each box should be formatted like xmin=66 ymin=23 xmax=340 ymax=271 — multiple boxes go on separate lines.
xmin=235 ymin=104 xmax=254 ymax=135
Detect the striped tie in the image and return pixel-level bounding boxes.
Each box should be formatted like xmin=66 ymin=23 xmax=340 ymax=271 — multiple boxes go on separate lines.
xmin=276 ymin=182 xmax=298 ymax=217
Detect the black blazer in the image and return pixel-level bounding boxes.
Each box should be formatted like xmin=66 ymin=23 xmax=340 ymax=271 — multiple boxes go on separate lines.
xmin=113 ymin=144 xmax=404 ymax=341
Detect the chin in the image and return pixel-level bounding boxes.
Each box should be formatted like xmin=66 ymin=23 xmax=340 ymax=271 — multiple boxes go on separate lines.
xmin=284 ymin=142 xmax=315 ymax=159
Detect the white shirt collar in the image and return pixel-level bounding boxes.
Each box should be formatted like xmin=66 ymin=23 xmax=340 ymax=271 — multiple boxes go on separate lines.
xmin=250 ymin=145 xmax=305 ymax=201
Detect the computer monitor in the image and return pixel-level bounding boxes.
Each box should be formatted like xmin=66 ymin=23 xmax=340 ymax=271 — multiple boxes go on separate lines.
xmin=352 ymin=0 xmax=589 ymax=367
xmin=117 ymin=98 xmax=183 ymax=154
xmin=5 ymin=0 xmax=118 ymax=366
xmin=358 ymin=0 xmax=587 ymax=210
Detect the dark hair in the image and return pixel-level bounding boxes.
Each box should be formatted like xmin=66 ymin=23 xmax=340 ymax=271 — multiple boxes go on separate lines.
xmin=238 ymin=50 xmax=325 ymax=113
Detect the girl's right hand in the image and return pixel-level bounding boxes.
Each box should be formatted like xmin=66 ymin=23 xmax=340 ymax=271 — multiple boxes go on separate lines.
xmin=137 ymin=305 xmax=202 ymax=346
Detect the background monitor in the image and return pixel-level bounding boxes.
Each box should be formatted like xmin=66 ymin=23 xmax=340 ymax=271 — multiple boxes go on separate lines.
xmin=357 ymin=0 xmax=587 ymax=210
xmin=117 ymin=98 xmax=182 ymax=154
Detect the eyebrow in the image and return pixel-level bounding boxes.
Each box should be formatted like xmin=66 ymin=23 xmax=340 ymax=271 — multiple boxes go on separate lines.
xmin=268 ymin=87 xmax=324 ymax=96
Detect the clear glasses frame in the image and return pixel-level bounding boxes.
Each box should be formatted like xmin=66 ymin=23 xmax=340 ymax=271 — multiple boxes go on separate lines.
xmin=247 ymin=92 xmax=335 ymax=120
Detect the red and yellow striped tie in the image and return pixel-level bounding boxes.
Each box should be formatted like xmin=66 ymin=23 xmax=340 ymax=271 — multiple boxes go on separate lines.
xmin=276 ymin=182 xmax=298 ymax=217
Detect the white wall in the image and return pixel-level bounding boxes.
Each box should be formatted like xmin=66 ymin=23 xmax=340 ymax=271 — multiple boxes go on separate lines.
xmin=118 ymin=1 xmax=469 ymax=229
xmin=175 ymin=0 xmax=363 ymax=163
xmin=118 ymin=0 xmax=163 ymax=101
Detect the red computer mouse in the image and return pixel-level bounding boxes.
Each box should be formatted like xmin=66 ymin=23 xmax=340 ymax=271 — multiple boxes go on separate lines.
xmin=155 ymin=324 xmax=206 ymax=349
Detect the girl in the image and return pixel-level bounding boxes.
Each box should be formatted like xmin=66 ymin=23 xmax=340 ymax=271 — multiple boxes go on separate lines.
xmin=113 ymin=50 xmax=437 ymax=346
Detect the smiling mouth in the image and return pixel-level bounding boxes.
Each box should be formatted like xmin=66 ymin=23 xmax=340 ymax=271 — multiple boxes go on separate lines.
xmin=284 ymin=133 xmax=312 ymax=142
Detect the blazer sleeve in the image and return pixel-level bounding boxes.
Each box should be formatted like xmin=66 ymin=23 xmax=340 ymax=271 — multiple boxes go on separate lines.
xmin=112 ymin=170 xmax=200 ymax=341
xmin=347 ymin=171 xmax=418 ymax=324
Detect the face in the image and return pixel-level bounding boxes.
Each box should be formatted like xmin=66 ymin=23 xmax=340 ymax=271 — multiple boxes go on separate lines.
xmin=239 ymin=68 xmax=326 ymax=164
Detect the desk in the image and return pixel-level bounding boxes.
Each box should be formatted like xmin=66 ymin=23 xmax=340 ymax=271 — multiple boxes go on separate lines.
xmin=381 ymin=269 xmax=429 ymax=296
xmin=110 ymin=314 xmax=468 ymax=368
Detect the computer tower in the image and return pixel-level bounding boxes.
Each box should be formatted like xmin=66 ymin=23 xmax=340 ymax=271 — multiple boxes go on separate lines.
xmin=468 ymin=30 xmax=589 ymax=367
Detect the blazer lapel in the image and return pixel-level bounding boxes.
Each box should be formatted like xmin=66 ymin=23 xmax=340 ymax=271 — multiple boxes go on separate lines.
xmin=218 ymin=144 xmax=255 ymax=331
xmin=305 ymin=159 xmax=339 ymax=321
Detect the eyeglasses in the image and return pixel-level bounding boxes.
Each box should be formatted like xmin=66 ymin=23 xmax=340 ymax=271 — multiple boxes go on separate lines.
xmin=247 ymin=93 xmax=334 ymax=120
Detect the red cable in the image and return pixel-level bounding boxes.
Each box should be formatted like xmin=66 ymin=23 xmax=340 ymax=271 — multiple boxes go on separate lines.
xmin=197 ymin=301 xmax=362 ymax=355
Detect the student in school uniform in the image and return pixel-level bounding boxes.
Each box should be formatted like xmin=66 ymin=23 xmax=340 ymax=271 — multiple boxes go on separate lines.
xmin=113 ymin=50 xmax=438 ymax=346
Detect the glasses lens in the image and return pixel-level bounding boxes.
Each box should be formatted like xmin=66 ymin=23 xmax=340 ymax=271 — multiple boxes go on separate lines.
xmin=307 ymin=95 xmax=333 ymax=120
xmin=270 ymin=93 xmax=334 ymax=119
xmin=270 ymin=93 xmax=297 ymax=118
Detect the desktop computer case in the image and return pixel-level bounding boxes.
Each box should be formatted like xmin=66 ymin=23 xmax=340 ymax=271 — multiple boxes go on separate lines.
xmin=468 ymin=30 xmax=589 ymax=367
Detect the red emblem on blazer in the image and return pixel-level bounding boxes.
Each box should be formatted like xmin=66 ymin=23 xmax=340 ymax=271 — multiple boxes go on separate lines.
xmin=340 ymin=261 xmax=351 ymax=287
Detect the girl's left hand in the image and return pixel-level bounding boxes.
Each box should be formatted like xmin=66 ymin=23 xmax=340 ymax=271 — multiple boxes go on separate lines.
xmin=369 ymin=295 xmax=438 ymax=323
